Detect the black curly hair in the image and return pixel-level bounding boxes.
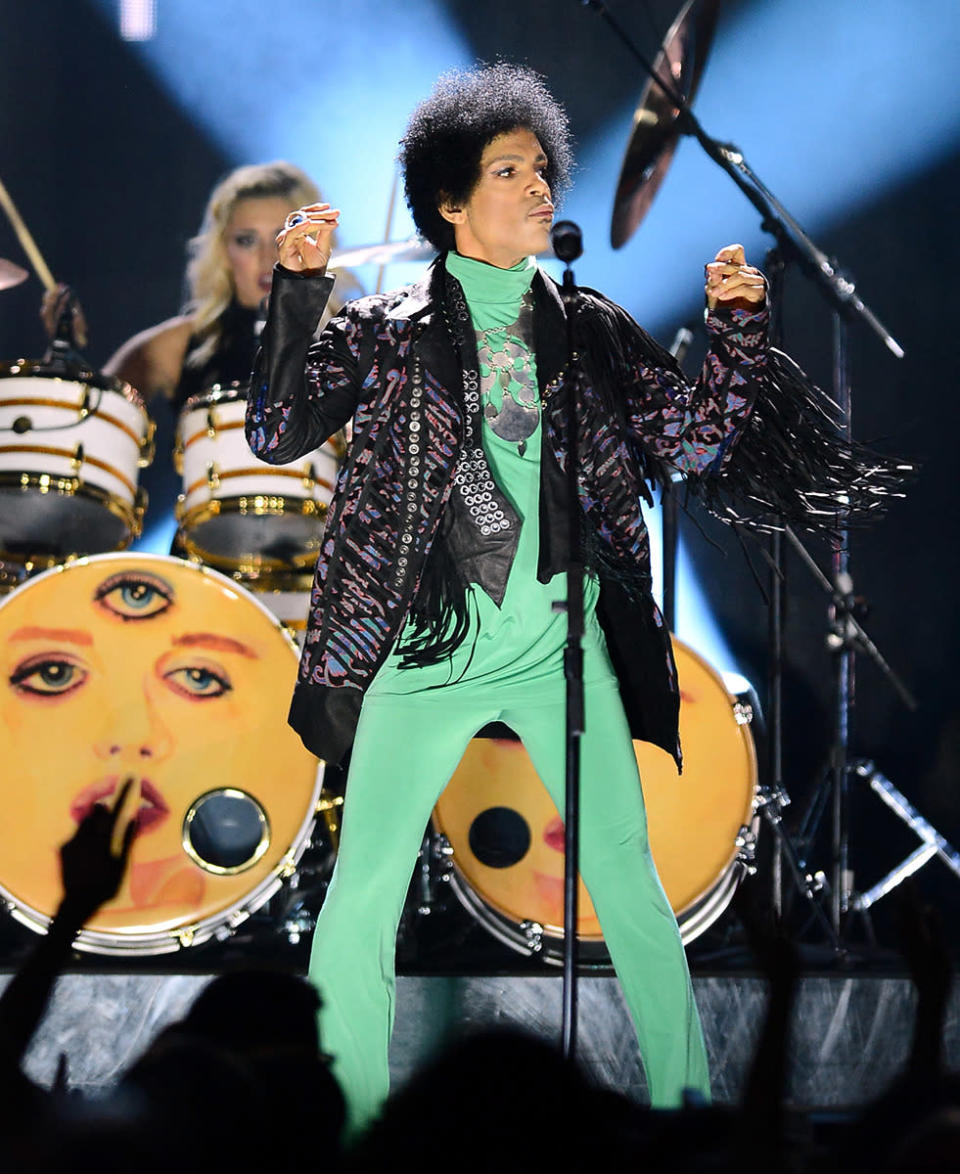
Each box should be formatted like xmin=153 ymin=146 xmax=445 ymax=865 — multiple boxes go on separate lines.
xmin=399 ymin=62 xmax=574 ymax=253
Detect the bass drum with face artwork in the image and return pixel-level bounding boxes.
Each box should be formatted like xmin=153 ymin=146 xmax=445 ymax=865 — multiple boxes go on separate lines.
xmin=431 ymin=636 xmax=759 ymax=960
xmin=0 ymin=552 xmax=331 ymax=955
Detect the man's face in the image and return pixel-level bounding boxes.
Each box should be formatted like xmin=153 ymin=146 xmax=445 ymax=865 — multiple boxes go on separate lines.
xmin=442 ymin=127 xmax=555 ymax=269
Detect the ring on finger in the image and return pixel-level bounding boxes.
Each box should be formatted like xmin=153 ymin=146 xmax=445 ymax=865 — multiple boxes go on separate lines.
xmin=285 ymin=212 xmax=307 ymax=228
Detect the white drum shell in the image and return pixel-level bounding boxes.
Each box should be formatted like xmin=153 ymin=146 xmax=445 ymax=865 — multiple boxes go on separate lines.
xmin=0 ymin=373 xmax=148 ymax=516
xmin=177 ymin=393 xmax=339 ymax=517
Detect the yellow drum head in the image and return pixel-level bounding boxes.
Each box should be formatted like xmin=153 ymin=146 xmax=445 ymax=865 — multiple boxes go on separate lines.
xmin=0 ymin=554 xmax=322 ymax=952
xmin=433 ymin=637 xmax=757 ymax=951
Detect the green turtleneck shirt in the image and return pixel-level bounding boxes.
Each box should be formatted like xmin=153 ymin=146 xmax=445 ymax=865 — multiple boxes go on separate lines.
xmin=368 ymin=252 xmax=606 ymax=694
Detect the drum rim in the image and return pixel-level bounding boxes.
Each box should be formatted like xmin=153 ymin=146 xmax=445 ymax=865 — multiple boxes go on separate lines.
xmin=176 ymin=501 xmax=326 ymax=574
xmin=229 ymin=570 xmax=316 ymax=593
xmin=0 ymin=552 xmax=321 ymax=954
xmin=0 ymin=358 xmax=147 ymax=411
xmin=0 ymin=474 xmax=144 ymax=563
xmin=441 ymin=863 xmax=609 ymax=965
xmin=180 ymin=381 xmax=249 ymax=414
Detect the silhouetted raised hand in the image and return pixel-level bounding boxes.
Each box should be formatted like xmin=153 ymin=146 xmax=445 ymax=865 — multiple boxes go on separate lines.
xmin=59 ymin=777 xmax=138 ymax=925
xmin=0 ymin=778 xmax=138 ymax=1090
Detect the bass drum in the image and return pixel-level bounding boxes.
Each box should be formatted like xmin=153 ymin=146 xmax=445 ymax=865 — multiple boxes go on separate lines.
xmin=0 ymin=553 xmax=325 ymax=955
xmin=432 ymin=637 xmax=758 ymax=960
xmin=0 ymin=360 xmax=153 ymax=565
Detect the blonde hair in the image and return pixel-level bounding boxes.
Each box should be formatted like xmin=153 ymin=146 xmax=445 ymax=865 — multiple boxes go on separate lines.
xmin=184 ymin=161 xmax=325 ymax=366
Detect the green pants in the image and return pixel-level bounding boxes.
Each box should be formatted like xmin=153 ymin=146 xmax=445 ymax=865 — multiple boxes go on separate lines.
xmin=308 ymin=662 xmax=710 ymax=1132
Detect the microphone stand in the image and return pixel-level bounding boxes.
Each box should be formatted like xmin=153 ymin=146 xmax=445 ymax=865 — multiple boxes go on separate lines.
xmin=660 ymin=327 xmax=693 ymax=632
xmin=551 ymin=220 xmax=586 ymax=1061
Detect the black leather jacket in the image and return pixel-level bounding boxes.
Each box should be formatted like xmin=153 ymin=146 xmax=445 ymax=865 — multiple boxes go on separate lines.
xmin=247 ymin=258 xmax=771 ymax=765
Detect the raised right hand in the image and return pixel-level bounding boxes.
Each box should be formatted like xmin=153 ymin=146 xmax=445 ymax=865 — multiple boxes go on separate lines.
xmin=276 ymin=202 xmax=341 ymax=275
xmin=40 ymin=283 xmax=89 ymax=346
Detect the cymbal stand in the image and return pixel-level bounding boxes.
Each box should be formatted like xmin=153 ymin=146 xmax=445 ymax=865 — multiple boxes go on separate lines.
xmin=786 ymin=526 xmax=919 ymax=940
xmin=848 ymin=762 xmax=960 ymax=916
xmin=661 ymin=304 xmax=837 ymax=946
xmin=753 ymin=247 xmax=838 ymax=947
xmin=584 ymin=0 xmax=908 ymax=950
xmin=660 ymin=326 xmax=692 ymax=632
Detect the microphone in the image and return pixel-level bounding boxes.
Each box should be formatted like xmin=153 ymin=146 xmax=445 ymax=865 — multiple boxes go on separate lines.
xmin=551 ymin=220 xmax=583 ymax=265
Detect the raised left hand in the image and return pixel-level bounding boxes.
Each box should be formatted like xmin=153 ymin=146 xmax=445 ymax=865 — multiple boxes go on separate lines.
xmin=275 ymin=203 xmax=341 ymax=275
xmin=705 ymin=243 xmax=765 ymax=311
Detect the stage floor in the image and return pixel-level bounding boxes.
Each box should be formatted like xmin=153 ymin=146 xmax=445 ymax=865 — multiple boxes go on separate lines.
xmin=4 ymin=970 xmax=957 ymax=1108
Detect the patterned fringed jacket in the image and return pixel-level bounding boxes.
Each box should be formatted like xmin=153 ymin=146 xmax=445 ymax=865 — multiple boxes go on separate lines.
xmin=246 ymin=258 xmax=879 ymax=768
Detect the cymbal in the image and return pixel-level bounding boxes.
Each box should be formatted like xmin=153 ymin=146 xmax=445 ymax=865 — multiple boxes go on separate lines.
xmin=327 ymin=238 xmax=436 ymax=269
xmin=610 ymin=0 xmax=720 ymax=249
xmin=0 ymin=257 xmax=29 ymax=291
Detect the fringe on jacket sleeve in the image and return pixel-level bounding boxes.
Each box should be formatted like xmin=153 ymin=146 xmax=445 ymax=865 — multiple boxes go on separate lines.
xmin=687 ymin=346 xmax=913 ymax=535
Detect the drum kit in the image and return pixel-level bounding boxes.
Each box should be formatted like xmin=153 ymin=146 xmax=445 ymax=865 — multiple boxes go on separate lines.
xmin=0 ymin=0 xmax=770 ymax=963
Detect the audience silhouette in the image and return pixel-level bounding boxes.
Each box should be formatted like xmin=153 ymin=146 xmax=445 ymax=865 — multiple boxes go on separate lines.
xmin=0 ymin=785 xmax=955 ymax=1172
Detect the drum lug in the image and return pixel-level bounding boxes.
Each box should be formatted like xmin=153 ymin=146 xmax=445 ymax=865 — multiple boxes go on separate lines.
xmin=206 ymin=462 xmax=220 ymax=491
xmin=78 ymin=385 xmax=91 ymax=418
xmin=71 ymin=442 xmax=84 ymax=474
xmin=133 ymin=487 xmax=149 ymax=535
xmin=433 ymin=834 xmax=455 ymax=861
xmin=175 ymin=927 xmax=196 ymax=948
xmin=755 ymin=784 xmax=791 ymax=821
xmin=431 ymin=834 xmax=455 ymax=884
xmin=733 ymin=701 xmax=753 ymax=726
xmin=520 ymin=920 xmax=545 ymax=953
xmin=316 ymin=793 xmax=343 ymax=852
xmin=278 ymin=851 xmax=298 ymax=879
xmin=205 ymin=408 xmax=218 ymax=439
xmin=735 ymin=824 xmax=759 ymax=875
xmin=302 ymin=462 xmax=317 ymax=491
xmin=139 ymin=417 xmax=157 ymax=468
xmin=284 ymin=907 xmax=316 ymax=945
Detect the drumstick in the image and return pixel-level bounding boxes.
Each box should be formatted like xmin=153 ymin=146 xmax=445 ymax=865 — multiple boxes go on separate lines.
xmin=0 ymin=174 xmax=57 ymax=291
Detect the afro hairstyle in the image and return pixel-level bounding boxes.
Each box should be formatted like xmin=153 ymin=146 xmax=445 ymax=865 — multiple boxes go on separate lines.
xmin=399 ymin=62 xmax=574 ymax=253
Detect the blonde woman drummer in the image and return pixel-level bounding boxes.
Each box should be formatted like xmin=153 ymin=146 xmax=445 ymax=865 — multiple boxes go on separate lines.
xmin=103 ymin=161 xmax=341 ymax=408
xmin=42 ymin=162 xmax=353 ymax=550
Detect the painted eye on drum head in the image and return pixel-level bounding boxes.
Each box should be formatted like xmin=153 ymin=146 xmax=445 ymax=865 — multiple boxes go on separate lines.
xmin=162 ymin=663 xmax=232 ymax=700
xmin=9 ymin=655 xmax=89 ymax=698
xmin=94 ymin=571 xmax=174 ymax=621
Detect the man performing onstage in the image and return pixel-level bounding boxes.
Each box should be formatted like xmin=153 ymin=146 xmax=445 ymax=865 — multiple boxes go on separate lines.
xmin=246 ymin=64 xmax=899 ymax=1132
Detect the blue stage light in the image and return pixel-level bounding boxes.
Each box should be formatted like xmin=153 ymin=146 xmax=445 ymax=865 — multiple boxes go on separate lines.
xmin=565 ymin=0 xmax=960 ymax=332
xmin=90 ymin=0 xmax=472 ymax=249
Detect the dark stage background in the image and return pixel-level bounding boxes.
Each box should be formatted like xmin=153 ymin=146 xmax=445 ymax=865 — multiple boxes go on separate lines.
xmin=1 ymin=0 xmax=958 ymax=958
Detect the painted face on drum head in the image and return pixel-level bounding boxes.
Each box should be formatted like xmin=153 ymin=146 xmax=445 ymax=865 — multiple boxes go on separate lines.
xmin=225 ymin=196 xmax=293 ymax=309
xmin=435 ymin=738 xmax=601 ymax=940
xmin=0 ymin=556 xmax=317 ymax=932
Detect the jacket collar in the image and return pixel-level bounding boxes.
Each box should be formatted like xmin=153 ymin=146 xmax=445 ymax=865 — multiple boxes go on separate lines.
xmin=385 ymin=255 xmax=443 ymax=322
xmin=383 ymin=255 xmax=568 ymax=398
xmin=385 ymin=256 xmax=460 ymax=394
